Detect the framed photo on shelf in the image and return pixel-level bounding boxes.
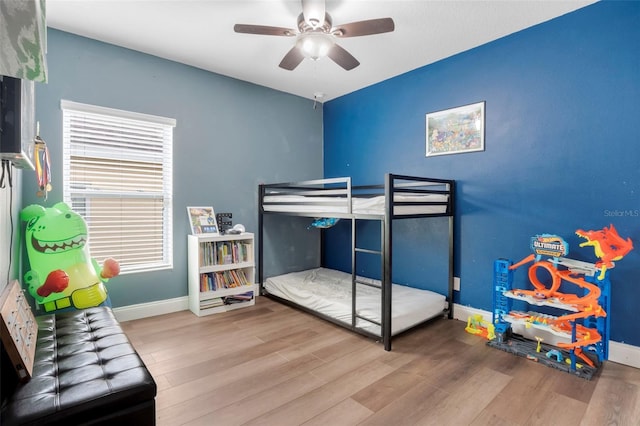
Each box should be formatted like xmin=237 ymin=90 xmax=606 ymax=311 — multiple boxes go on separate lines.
xmin=187 ymin=206 xmax=219 ymax=235
xmin=426 ymin=101 xmax=485 ymax=157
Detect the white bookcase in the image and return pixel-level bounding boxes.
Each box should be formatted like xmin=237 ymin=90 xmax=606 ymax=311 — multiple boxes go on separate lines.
xmin=187 ymin=233 xmax=256 ymax=317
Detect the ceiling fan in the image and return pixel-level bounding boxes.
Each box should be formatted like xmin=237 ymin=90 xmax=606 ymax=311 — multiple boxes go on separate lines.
xmin=233 ymin=0 xmax=395 ymax=71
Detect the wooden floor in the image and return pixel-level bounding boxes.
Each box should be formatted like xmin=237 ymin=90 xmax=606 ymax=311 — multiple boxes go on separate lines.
xmin=121 ymin=297 xmax=640 ymax=426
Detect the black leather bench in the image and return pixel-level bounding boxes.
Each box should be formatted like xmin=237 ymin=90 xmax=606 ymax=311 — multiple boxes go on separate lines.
xmin=1 ymin=307 xmax=156 ymax=425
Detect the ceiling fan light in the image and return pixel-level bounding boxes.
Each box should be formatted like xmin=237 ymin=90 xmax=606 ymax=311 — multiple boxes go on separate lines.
xmin=297 ymin=33 xmax=334 ymax=60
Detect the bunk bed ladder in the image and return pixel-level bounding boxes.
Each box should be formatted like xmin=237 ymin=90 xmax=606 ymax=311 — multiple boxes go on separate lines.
xmin=351 ymin=218 xmax=386 ymax=335
xmin=349 ymin=174 xmax=394 ymax=351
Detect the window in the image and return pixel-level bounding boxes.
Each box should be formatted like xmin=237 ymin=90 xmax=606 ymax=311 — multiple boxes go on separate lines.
xmin=61 ymin=100 xmax=175 ymax=274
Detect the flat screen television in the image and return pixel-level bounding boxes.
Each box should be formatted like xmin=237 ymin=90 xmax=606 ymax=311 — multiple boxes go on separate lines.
xmin=0 ymin=75 xmax=36 ymax=170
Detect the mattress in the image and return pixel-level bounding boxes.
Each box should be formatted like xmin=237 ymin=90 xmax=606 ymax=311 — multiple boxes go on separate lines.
xmin=264 ymin=267 xmax=447 ymax=336
xmin=262 ymin=194 xmax=448 ymax=215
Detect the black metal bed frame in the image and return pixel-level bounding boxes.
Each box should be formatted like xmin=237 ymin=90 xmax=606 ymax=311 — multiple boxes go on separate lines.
xmin=258 ymin=173 xmax=455 ymax=351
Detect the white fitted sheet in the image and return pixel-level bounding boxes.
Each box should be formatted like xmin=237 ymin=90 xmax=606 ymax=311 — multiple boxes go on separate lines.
xmin=262 ymin=194 xmax=448 ymax=215
xmin=264 ymin=267 xmax=446 ymax=336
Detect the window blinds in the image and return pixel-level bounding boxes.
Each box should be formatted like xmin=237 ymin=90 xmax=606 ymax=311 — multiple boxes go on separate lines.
xmin=61 ymin=100 xmax=175 ymax=274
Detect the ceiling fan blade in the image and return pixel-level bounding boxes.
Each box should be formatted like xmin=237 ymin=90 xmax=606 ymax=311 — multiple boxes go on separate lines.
xmin=234 ymin=24 xmax=296 ymax=37
xmin=327 ymin=43 xmax=360 ymax=71
xmin=301 ymin=0 xmax=325 ymax=28
xmin=279 ymin=46 xmax=305 ymax=70
xmin=333 ymin=18 xmax=395 ymax=37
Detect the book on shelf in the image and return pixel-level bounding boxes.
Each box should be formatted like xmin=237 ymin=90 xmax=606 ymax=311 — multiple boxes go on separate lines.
xmin=199 ymin=269 xmax=250 ymax=292
xmin=199 ymin=240 xmax=251 ymax=267
xmin=200 ymin=297 xmax=223 ymax=309
xmin=223 ymin=291 xmax=254 ymax=305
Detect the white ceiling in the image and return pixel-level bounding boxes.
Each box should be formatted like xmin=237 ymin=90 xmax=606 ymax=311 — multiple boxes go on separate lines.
xmin=46 ymin=0 xmax=597 ymax=102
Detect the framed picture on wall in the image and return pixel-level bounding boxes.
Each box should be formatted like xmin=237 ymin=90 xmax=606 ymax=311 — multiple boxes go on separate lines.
xmin=426 ymin=101 xmax=485 ymax=157
xmin=187 ymin=206 xmax=219 ymax=235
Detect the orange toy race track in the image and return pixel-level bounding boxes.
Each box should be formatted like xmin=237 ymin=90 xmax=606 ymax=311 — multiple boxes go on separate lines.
xmin=508 ymin=257 xmax=605 ymax=367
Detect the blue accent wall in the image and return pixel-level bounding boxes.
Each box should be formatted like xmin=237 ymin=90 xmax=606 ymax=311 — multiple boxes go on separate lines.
xmin=24 ymin=29 xmax=323 ymax=308
xmin=323 ymin=1 xmax=640 ymax=345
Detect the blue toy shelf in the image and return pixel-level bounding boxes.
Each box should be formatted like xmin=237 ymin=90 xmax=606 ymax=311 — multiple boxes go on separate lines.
xmin=488 ymin=257 xmax=611 ymax=380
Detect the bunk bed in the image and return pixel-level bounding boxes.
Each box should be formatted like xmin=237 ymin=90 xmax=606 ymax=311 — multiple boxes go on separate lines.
xmin=258 ymin=173 xmax=455 ymax=351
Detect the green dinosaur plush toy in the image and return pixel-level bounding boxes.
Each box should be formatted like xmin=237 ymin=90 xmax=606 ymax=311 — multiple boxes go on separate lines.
xmin=21 ymin=202 xmax=119 ymax=313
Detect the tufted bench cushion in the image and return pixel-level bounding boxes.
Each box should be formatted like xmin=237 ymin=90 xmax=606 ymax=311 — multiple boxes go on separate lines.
xmin=1 ymin=307 xmax=156 ymax=425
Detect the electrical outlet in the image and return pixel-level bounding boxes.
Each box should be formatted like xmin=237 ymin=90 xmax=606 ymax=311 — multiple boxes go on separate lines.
xmin=453 ymin=276 xmax=461 ymax=291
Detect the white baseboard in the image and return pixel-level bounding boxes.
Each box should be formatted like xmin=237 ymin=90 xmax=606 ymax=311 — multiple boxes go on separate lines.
xmin=112 ymin=296 xmax=189 ymax=322
xmin=452 ymin=303 xmax=493 ymax=323
xmin=453 ymin=303 xmax=639 ymax=369
xmin=608 ymin=341 xmax=640 ymax=369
